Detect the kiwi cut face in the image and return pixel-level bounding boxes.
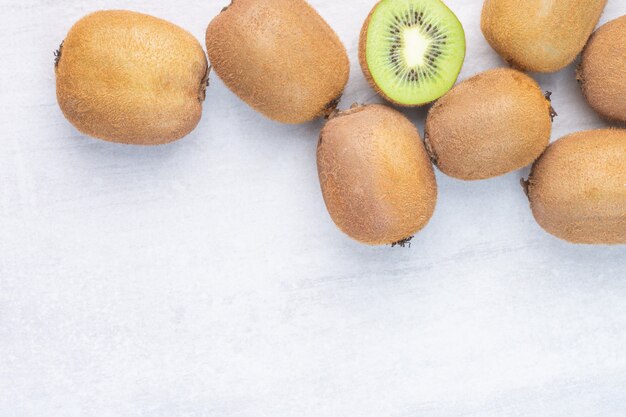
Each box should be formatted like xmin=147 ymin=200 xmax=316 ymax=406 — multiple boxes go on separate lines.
xmin=361 ymin=0 xmax=465 ymax=106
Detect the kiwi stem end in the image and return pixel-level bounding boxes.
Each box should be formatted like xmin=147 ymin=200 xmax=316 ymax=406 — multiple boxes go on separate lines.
xmin=575 ymin=64 xmax=584 ymax=85
xmin=198 ymin=66 xmax=211 ymax=102
xmin=424 ymin=132 xmax=438 ymax=166
xmin=544 ymin=91 xmax=558 ymax=121
xmin=520 ymin=178 xmax=531 ymax=199
xmin=321 ymin=96 xmax=342 ymax=119
xmin=327 ymin=103 xmax=366 ymax=120
xmin=221 ymin=1 xmax=233 ymax=12
xmin=391 ymin=236 xmax=414 ymax=248
xmin=54 ymin=41 xmax=64 ymax=68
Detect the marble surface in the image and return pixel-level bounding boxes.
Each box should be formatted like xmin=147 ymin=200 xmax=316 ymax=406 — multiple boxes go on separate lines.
xmin=1 ymin=0 xmax=625 ymax=416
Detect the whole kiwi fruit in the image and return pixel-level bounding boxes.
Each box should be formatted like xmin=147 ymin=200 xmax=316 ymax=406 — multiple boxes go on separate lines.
xmin=481 ymin=0 xmax=607 ymax=73
xmin=206 ymin=0 xmax=349 ymax=124
xmin=359 ymin=0 xmax=466 ymax=106
xmin=317 ymin=104 xmax=437 ymax=246
xmin=55 ymin=10 xmax=208 ymax=145
xmin=578 ymin=15 xmax=626 ymax=123
xmin=424 ymin=68 xmax=554 ymax=181
xmin=525 ymin=129 xmax=626 ymax=245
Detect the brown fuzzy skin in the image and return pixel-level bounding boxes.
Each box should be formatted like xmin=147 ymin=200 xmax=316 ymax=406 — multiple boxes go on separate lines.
xmin=481 ymin=0 xmax=607 ymax=73
xmin=578 ymin=16 xmax=626 ymax=123
xmin=317 ymin=104 xmax=437 ymax=245
xmin=526 ymin=130 xmax=626 ymax=245
xmin=206 ymin=0 xmax=349 ymax=124
xmin=424 ymin=68 xmax=552 ymax=181
xmin=55 ymin=10 xmax=208 ymax=145
xmin=358 ymin=9 xmax=404 ymax=107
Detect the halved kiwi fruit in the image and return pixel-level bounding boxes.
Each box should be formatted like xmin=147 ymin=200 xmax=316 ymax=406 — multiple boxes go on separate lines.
xmin=359 ymin=0 xmax=466 ymax=106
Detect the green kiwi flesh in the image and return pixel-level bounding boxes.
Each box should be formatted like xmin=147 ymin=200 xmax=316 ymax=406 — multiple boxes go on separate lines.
xmin=360 ymin=0 xmax=466 ymax=106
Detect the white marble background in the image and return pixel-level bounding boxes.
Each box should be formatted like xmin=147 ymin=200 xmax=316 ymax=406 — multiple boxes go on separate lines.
xmin=1 ymin=0 xmax=625 ymax=416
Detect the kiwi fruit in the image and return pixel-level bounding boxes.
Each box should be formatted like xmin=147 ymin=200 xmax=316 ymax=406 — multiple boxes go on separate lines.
xmin=206 ymin=0 xmax=349 ymax=124
xmin=55 ymin=10 xmax=208 ymax=145
xmin=524 ymin=130 xmax=626 ymax=245
xmin=578 ymin=16 xmax=626 ymax=123
xmin=424 ymin=68 xmax=553 ymax=181
xmin=359 ymin=0 xmax=466 ymax=106
xmin=317 ymin=104 xmax=437 ymax=245
xmin=481 ymin=0 xmax=607 ymax=73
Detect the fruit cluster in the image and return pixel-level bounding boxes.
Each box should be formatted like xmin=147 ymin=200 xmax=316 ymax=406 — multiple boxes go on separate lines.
xmin=54 ymin=0 xmax=626 ymax=246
